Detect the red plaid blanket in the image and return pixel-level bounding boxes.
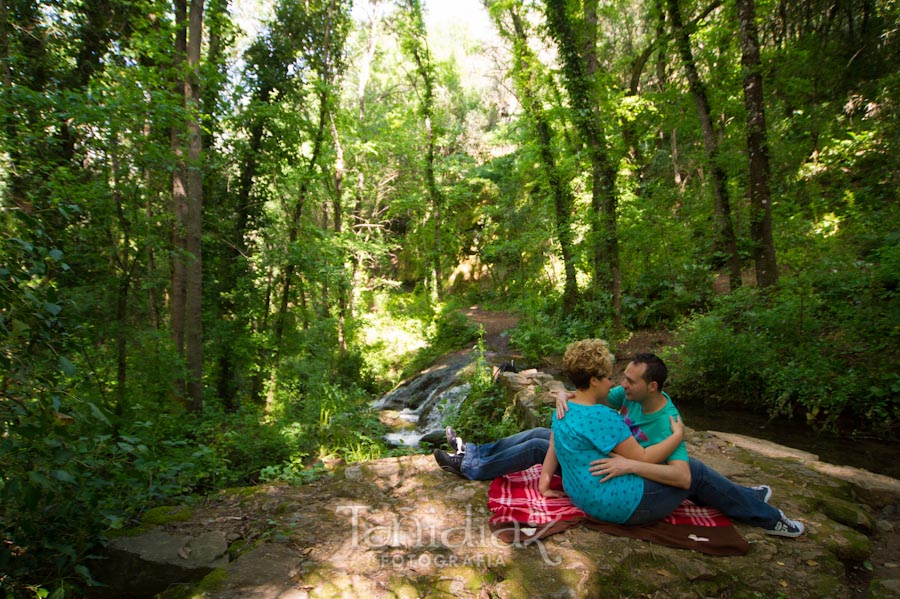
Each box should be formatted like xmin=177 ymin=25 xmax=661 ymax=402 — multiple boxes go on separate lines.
xmin=488 ymin=464 xmax=731 ymax=527
xmin=487 ymin=464 xmax=748 ymax=555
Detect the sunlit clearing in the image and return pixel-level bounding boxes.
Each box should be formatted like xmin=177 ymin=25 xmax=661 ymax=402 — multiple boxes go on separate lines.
xmin=812 ymin=212 xmax=842 ymax=237
xmin=360 ymin=311 xmax=429 ymax=384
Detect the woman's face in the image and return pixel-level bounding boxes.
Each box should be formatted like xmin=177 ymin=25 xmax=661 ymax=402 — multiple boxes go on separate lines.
xmin=593 ymin=372 xmax=613 ymax=398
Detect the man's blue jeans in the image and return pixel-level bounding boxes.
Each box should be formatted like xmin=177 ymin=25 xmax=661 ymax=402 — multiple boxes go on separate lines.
xmin=626 ymin=458 xmax=781 ymax=527
xmin=460 ymin=427 xmax=551 ymax=480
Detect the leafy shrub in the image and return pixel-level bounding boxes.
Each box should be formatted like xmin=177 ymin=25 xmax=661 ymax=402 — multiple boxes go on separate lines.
xmin=431 ymin=308 xmax=481 ymax=352
xmin=622 ymin=262 xmax=714 ymax=328
xmin=664 ymin=310 xmax=775 ymax=407
xmin=273 ymin=380 xmax=389 ymax=470
xmin=667 ymin=266 xmax=900 ymax=437
xmin=508 ymin=298 xmax=612 ymax=364
xmin=508 ymin=310 xmax=568 ymax=363
xmin=443 ymin=334 xmax=521 ymax=444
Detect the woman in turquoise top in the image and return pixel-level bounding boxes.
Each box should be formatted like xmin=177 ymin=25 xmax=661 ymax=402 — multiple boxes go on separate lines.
xmin=538 ymin=339 xmax=689 ymax=525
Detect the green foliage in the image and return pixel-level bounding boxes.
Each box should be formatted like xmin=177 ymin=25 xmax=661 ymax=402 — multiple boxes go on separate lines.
xmin=260 ymin=459 xmax=326 ymax=486
xmin=270 ymin=381 xmax=389 ymax=472
xmin=0 ymin=410 xmax=236 ymax=596
xmin=397 ymin=301 xmax=481 ymax=380
xmin=443 ymin=331 xmax=520 ymax=444
xmin=508 ymin=297 xmax=613 ymax=364
xmin=4 ymin=0 xmax=900 ymax=594
xmin=432 ymin=308 xmax=482 ymax=353
xmin=667 ymin=260 xmax=900 ymax=436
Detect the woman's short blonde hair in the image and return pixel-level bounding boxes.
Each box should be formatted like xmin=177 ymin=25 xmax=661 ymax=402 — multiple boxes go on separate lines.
xmin=562 ymin=339 xmax=615 ymax=390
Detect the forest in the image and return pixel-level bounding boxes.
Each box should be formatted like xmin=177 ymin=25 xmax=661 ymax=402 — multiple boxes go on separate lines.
xmin=1 ymin=0 xmax=898 ymax=595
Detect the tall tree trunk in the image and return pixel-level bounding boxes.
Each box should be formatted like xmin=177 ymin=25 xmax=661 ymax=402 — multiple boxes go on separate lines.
xmin=170 ymin=0 xmax=204 ymax=411
xmin=201 ymin=0 xmax=225 ymax=147
xmin=404 ymin=0 xmax=442 ymax=301
xmin=145 ymin=191 xmax=161 ymax=331
xmin=330 ymin=113 xmax=348 ymax=354
xmin=110 ymin=135 xmax=134 ymax=419
xmin=0 ymin=0 xmax=15 ymax=207
xmin=0 ymin=0 xmax=10 ymax=102
xmin=426 ymin=110 xmax=442 ymax=302
xmin=581 ymin=0 xmax=608 ymax=307
xmin=350 ymin=4 xmax=380 ymax=310
xmin=275 ymin=93 xmax=328 ymax=346
xmin=668 ymin=0 xmax=742 ymax=290
xmin=115 ymin=267 xmax=134 ymax=418
xmin=170 ymin=0 xmax=188 ymax=396
xmin=544 ymin=0 xmax=621 ymax=329
xmin=655 ymin=2 xmax=668 ymax=90
xmin=506 ymin=6 xmax=579 ymax=313
xmin=184 ymin=0 xmax=204 ymax=411
xmin=218 ymin=80 xmax=271 ymax=408
xmin=736 ymin=0 xmax=778 ymax=287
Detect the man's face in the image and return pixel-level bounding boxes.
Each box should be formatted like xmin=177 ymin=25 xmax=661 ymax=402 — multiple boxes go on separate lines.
xmin=622 ymin=362 xmax=651 ymax=403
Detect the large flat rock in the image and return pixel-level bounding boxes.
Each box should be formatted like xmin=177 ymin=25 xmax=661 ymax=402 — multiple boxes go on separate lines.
xmin=105 ymin=432 xmax=900 ymax=599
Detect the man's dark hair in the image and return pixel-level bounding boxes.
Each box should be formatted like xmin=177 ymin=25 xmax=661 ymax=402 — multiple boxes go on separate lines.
xmin=631 ymin=353 xmax=668 ymax=390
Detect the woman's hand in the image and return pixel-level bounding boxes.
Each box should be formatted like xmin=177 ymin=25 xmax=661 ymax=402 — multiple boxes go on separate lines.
xmin=670 ymin=415 xmax=684 ymax=441
xmin=540 ymin=486 xmax=568 ymax=499
xmin=555 ymin=390 xmax=574 ymax=420
xmin=539 ymin=473 xmax=568 ymax=498
xmin=589 ymin=455 xmax=636 ymax=483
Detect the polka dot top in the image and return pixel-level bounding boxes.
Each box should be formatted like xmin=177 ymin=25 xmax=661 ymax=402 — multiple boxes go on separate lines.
xmin=552 ymin=402 xmax=644 ymax=523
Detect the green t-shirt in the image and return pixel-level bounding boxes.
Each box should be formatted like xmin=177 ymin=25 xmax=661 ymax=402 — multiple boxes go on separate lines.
xmin=606 ymin=386 xmax=689 ymax=462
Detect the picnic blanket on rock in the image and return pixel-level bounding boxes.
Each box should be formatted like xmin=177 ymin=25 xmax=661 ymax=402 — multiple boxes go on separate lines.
xmin=488 ymin=464 xmax=749 ymax=556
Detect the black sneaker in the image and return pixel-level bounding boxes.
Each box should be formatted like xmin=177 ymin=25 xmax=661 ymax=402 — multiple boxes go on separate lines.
xmin=445 ymin=426 xmax=465 ymax=454
xmin=750 ymin=484 xmax=773 ymax=504
xmin=764 ymin=510 xmax=805 ymax=537
xmin=433 ymin=449 xmax=464 ymax=476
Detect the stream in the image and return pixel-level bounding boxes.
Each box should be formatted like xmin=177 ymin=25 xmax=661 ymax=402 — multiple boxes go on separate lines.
xmin=371 ymin=351 xmax=475 ymax=448
xmin=675 ymin=398 xmax=900 ymax=480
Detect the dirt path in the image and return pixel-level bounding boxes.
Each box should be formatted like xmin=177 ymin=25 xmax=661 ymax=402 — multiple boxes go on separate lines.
xmin=459 ymin=305 xmax=519 ymax=355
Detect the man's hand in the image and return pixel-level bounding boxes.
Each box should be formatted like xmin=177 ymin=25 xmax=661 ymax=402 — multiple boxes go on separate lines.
xmin=589 ymin=454 xmax=636 ymax=483
xmin=555 ymin=390 xmax=574 ymax=420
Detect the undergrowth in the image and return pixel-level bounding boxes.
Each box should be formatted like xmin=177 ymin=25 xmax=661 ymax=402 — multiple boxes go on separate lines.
xmin=443 ymin=332 xmax=521 ymax=445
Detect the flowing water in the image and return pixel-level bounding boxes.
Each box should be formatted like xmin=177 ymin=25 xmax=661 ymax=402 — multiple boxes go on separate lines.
xmin=371 ymin=351 xmax=474 ymax=448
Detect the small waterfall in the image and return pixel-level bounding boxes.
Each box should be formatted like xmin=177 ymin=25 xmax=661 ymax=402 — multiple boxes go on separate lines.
xmin=372 ymin=351 xmax=474 ymax=448
xmin=382 ymin=382 xmax=471 ymax=448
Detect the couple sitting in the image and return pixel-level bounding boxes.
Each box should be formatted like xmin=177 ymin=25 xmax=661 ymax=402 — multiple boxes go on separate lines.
xmin=434 ymin=339 xmax=805 ymax=537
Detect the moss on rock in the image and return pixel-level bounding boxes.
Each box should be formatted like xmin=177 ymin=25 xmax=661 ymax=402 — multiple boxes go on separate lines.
xmin=808 ymin=495 xmax=875 ymax=531
xmin=153 ymin=568 xmax=228 ymax=599
xmin=867 ymin=577 xmax=900 ymax=599
xmin=809 ymin=518 xmax=873 ymax=561
xmin=108 ymin=505 xmax=195 ymax=538
xmin=388 ymin=575 xmax=419 ymax=599
xmin=142 ymin=505 xmax=194 ymax=526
